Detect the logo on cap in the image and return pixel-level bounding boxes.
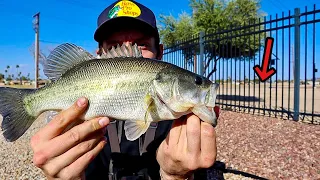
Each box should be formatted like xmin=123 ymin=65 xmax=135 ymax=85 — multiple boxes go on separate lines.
xmin=108 ymin=0 xmax=141 ymax=19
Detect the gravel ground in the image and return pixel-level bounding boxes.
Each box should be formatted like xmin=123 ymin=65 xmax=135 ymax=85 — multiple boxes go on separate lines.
xmin=0 ymin=111 xmax=319 ymax=180
xmin=0 ymin=114 xmax=47 ymax=180
xmin=216 ymin=111 xmax=320 ymax=180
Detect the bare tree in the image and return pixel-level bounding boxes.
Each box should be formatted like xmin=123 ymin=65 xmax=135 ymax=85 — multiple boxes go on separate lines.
xmin=29 ymin=43 xmax=55 ymax=80
xmin=29 ymin=43 xmax=50 ymax=65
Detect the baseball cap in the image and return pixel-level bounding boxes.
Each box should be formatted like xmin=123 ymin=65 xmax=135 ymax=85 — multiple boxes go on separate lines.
xmin=94 ymin=0 xmax=159 ymax=43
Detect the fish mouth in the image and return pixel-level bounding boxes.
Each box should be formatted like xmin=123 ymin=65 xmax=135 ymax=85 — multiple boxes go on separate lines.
xmin=190 ymin=105 xmax=218 ymax=127
xmin=204 ymin=83 xmax=219 ymax=107
xmin=153 ymin=82 xmax=219 ymax=122
xmin=202 ymin=83 xmax=219 ymax=125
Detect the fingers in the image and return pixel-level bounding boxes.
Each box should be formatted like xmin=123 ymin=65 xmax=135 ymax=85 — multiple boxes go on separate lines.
xmin=186 ymin=114 xmax=201 ymax=156
xmin=41 ymin=129 xmax=106 ymax=177
xmin=58 ymin=137 xmax=107 ymax=179
xmin=32 ymin=116 xmax=109 ymax=169
xmin=178 ymin=117 xmax=187 ymax=149
xmin=167 ymin=117 xmax=184 ymax=146
xmin=200 ymin=122 xmax=217 ymax=168
xmin=156 ymin=113 xmax=218 ymax=179
xmin=34 ymin=97 xmax=89 ymax=143
xmin=29 ymin=97 xmax=111 ymax=179
xmin=40 ymin=116 xmax=109 ymax=160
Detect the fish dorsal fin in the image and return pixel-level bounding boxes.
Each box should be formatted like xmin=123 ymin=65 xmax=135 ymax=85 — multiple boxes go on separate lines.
xmin=100 ymin=43 xmax=143 ymax=59
xmin=41 ymin=43 xmax=94 ymax=81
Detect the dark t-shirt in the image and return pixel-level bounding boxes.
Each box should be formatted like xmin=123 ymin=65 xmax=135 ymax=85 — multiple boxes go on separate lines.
xmin=85 ymin=120 xmax=173 ymax=180
xmin=84 ymin=120 xmax=223 ymax=180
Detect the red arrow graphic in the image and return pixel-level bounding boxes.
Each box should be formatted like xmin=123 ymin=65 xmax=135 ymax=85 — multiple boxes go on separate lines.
xmin=253 ymin=37 xmax=276 ymax=82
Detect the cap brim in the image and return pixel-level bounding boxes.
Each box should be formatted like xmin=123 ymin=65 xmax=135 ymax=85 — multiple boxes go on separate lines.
xmin=94 ymin=17 xmax=159 ymax=43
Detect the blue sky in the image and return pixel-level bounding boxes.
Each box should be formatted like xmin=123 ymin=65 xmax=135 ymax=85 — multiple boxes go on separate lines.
xmin=0 ymin=0 xmax=319 ymax=80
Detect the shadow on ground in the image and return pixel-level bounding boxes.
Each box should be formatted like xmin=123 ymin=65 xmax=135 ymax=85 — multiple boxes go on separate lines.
xmin=195 ymin=161 xmax=269 ymax=180
xmin=217 ymin=95 xmax=262 ymax=102
xmin=224 ymin=168 xmax=269 ymax=180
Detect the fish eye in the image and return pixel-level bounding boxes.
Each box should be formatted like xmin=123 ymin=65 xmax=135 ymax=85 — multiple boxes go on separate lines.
xmin=195 ymin=76 xmax=203 ymax=85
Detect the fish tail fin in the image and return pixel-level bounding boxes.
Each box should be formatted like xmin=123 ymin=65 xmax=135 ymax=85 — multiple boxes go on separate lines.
xmin=0 ymin=87 xmax=36 ymax=142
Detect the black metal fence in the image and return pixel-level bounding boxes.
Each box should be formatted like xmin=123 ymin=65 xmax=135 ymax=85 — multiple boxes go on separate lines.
xmin=162 ymin=4 xmax=320 ymax=124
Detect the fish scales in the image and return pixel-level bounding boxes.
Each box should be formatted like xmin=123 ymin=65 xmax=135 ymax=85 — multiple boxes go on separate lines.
xmin=24 ymin=58 xmax=171 ymax=121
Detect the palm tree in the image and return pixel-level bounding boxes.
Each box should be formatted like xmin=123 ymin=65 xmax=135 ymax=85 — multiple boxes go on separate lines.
xmin=16 ymin=65 xmax=19 ymax=78
xmin=6 ymin=66 xmax=10 ymax=80
xmin=5 ymin=70 xmax=8 ymax=79
xmin=18 ymin=72 xmax=22 ymax=85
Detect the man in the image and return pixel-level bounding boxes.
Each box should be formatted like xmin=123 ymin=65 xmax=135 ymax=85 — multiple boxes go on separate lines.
xmin=30 ymin=0 xmax=219 ymax=179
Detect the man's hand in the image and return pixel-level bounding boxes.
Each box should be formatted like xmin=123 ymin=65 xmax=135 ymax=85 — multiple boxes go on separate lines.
xmin=156 ymin=111 xmax=219 ymax=180
xmin=30 ymin=97 xmax=110 ymax=180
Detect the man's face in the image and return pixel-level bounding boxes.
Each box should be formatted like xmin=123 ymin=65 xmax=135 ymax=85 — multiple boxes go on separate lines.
xmin=101 ymin=29 xmax=163 ymax=60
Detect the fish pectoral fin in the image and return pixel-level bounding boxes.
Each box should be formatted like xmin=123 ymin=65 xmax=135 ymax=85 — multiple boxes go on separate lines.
xmin=144 ymin=93 xmax=153 ymax=110
xmin=124 ymin=120 xmax=151 ymax=141
xmin=144 ymin=93 xmax=156 ymax=123
xmin=191 ymin=105 xmax=217 ymax=127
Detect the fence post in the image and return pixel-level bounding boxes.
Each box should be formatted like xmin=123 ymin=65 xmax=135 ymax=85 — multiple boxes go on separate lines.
xmin=294 ymin=8 xmax=301 ymax=121
xmin=199 ymin=31 xmax=205 ymax=76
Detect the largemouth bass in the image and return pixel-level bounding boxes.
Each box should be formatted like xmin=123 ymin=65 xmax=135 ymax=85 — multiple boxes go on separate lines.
xmin=0 ymin=43 xmax=219 ymax=142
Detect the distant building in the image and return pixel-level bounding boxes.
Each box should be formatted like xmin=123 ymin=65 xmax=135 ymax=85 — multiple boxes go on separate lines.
xmin=306 ymin=81 xmax=320 ymax=85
